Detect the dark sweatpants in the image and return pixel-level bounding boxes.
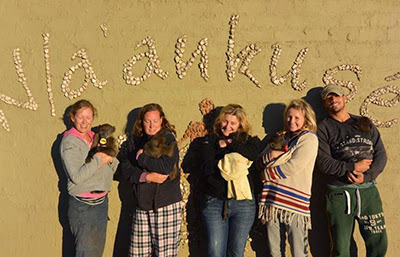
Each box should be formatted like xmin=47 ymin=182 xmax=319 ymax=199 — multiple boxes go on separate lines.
xmin=326 ymin=183 xmax=387 ymax=257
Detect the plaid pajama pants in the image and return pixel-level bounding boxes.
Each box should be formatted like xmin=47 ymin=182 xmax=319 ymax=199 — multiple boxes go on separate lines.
xmin=129 ymin=201 xmax=182 ymax=257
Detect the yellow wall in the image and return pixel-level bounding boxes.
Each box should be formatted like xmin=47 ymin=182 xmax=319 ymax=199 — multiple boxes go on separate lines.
xmin=1 ymin=0 xmax=400 ymax=256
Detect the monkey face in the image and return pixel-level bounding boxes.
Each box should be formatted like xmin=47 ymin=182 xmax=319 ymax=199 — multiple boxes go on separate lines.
xmin=98 ymin=124 xmax=116 ymax=138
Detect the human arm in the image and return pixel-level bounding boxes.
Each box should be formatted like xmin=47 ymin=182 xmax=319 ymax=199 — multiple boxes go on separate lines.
xmin=61 ymin=136 xmax=108 ymax=185
xmin=264 ymin=132 xmax=318 ymax=179
xmin=225 ymin=134 xmax=262 ymax=161
xmin=316 ymin=124 xmax=355 ymax=177
xmin=139 ymin=171 xmax=169 ymax=183
xmin=116 ymin=135 xmax=144 ymax=184
xmin=137 ymin=132 xmax=179 ymax=175
xmin=362 ymin=125 xmax=387 ymax=182
xmin=105 ymin=154 xmax=119 ymax=173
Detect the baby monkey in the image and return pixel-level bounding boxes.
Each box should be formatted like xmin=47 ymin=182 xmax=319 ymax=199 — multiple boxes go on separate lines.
xmin=357 ymin=116 xmax=371 ymax=134
xmin=143 ymin=132 xmax=178 ymax=180
xmin=269 ymin=131 xmax=288 ymax=152
xmin=86 ymin=124 xmax=118 ymax=163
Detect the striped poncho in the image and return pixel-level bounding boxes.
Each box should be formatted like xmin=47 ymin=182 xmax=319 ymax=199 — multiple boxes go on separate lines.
xmin=258 ymin=131 xmax=318 ymax=230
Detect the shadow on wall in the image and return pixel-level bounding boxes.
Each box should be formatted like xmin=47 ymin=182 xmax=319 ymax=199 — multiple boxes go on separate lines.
xmin=304 ymin=86 xmax=329 ymax=123
xmin=112 ymin=107 xmax=141 ymax=257
xmin=261 ymin=103 xmax=286 ymax=149
xmin=50 ymin=106 xmax=75 ymax=257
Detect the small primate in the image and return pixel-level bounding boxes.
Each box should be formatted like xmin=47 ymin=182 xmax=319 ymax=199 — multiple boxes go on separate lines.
xmin=86 ymin=124 xmax=118 ymax=163
xmin=357 ymin=116 xmax=372 ymax=134
xmin=143 ymin=132 xmax=178 ymax=180
xmin=269 ymin=131 xmax=288 ymax=152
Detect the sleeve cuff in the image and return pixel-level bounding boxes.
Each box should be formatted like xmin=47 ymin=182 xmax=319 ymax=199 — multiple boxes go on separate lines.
xmin=345 ymin=162 xmax=355 ymax=172
xmin=139 ymin=171 xmax=148 ymax=183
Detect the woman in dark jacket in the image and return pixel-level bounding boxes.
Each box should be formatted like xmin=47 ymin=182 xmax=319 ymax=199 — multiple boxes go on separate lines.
xmin=117 ymin=103 xmax=182 ymax=257
xmin=198 ymin=104 xmax=261 ymax=257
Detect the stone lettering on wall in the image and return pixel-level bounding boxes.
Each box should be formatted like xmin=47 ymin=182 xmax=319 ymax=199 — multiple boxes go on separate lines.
xmin=269 ymin=44 xmax=309 ymax=91
xmin=174 ymin=35 xmax=209 ymax=81
xmin=0 ymin=48 xmax=38 ymax=132
xmin=42 ymin=32 xmax=56 ymax=117
xmin=61 ymin=49 xmax=108 ymax=100
xmin=1 ymin=14 xmax=399 ymax=132
xmin=322 ymin=64 xmax=362 ymax=103
xmin=123 ymin=36 xmax=168 ymax=86
xmin=226 ymin=14 xmax=262 ymax=88
xmin=360 ymin=85 xmax=400 ymax=128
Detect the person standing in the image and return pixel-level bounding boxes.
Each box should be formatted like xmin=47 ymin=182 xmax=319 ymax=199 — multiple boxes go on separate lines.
xmin=197 ymin=104 xmax=261 ymax=257
xmin=317 ymin=85 xmax=388 ymax=257
xmin=117 ymin=103 xmax=182 ymax=257
xmin=60 ymin=99 xmax=119 ymax=257
xmin=258 ymin=99 xmax=318 ymax=257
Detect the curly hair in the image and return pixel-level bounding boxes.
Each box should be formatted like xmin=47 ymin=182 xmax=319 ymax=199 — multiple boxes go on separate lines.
xmin=213 ymin=104 xmax=252 ymax=136
xmin=133 ymin=103 xmax=176 ymax=139
xmin=283 ymin=99 xmax=317 ymax=133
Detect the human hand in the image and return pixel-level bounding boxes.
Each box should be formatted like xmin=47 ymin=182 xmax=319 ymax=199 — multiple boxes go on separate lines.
xmin=354 ymin=159 xmax=372 ymax=173
xmin=145 ymin=172 xmax=169 ymax=184
xmin=269 ymin=150 xmax=285 ymax=160
xmin=347 ymin=170 xmax=364 ymax=184
xmin=136 ymin=149 xmax=144 ymax=160
xmin=95 ymin=152 xmax=113 ymax=164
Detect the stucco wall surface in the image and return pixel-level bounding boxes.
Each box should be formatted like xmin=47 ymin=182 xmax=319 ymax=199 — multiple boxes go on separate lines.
xmin=1 ymin=0 xmax=400 ymax=256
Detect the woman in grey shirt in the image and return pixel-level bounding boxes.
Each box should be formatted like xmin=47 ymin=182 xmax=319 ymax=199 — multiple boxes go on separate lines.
xmin=60 ymin=99 xmax=118 ymax=257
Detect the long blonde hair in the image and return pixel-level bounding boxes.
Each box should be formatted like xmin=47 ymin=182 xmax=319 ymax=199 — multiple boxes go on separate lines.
xmin=213 ymin=104 xmax=251 ymax=136
xmin=284 ymin=99 xmax=317 ymax=133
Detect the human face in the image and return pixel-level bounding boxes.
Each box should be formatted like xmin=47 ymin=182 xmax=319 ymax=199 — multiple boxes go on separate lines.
xmin=324 ymin=93 xmax=346 ymax=114
xmin=286 ymin=108 xmax=305 ymax=133
xmin=143 ymin=110 xmax=163 ymax=136
xmin=71 ymin=107 xmax=94 ymax=135
xmin=220 ymin=114 xmax=240 ymax=137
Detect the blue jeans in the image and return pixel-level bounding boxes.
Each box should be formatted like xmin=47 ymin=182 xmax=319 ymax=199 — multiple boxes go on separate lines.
xmin=68 ymin=195 xmax=109 ymax=257
xmin=200 ymin=194 xmax=256 ymax=257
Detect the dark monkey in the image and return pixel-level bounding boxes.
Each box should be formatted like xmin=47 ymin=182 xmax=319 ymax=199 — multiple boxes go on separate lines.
xmin=143 ymin=132 xmax=178 ymax=180
xmin=269 ymin=131 xmax=288 ymax=152
xmin=86 ymin=124 xmax=118 ymax=163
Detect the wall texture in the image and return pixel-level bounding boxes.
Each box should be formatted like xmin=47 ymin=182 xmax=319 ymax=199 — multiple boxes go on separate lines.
xmin=1 ymin=0 xmax=399 ymax=256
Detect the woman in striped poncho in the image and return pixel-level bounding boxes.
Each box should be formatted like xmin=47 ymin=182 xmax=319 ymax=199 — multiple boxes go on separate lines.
xmin=258 ymin=99 xmax=318 ymax=257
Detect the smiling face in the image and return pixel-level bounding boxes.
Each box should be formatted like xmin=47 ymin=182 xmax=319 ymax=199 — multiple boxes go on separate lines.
xmin=324 ymin=93 xmax=346 ymax=114
xmin=143 ymin=110 xmax=163 ymax=136
xmin=286 ymin=108 xmax=306 ymax=133
xmin=220 ymin=113 xmax=240 ymax=136
xmin=71 ymin=107 xmax=94 ymax=135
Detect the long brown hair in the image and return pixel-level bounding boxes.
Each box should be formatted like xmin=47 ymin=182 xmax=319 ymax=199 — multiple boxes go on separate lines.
xmin=133 ymin=103 xmax=176 ymax=139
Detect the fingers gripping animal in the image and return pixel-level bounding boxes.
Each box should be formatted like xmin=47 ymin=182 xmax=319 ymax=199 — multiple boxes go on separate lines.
xmin=143 ymin=132 xmax=178 ymax=180
xmin=86 ymin=124 xmax=118 ymax=163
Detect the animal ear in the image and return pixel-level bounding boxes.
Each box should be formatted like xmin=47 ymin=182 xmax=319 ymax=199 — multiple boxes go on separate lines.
xmin=93 ymin=134 xmax=100 ymax=146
